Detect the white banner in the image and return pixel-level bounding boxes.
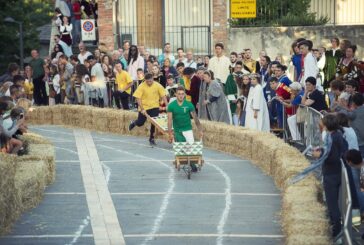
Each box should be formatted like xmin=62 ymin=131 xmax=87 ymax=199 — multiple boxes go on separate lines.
xmin=81 ymin=19 xmax=96 ymax=41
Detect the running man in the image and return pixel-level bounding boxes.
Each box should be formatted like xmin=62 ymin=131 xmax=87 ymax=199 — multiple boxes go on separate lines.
xmin=128 ymin=73 xmax=168 ymax=145
xmin=167 ymin=86 xmax=203 ymax=144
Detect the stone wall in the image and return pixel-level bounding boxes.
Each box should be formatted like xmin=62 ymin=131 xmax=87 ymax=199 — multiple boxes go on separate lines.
xmin=229 ymin=25 xmax=364 ymax=62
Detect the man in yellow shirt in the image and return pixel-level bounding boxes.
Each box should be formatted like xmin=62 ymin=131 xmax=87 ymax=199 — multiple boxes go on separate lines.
xmin=114 ymin=61 xmax=133 ymax=109
xmin=129 ymin=73 xmax=168 ymax=145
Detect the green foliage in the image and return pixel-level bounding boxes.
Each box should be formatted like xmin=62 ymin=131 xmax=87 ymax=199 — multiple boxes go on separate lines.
xmin=0 ymin=0 xmax=53 ymax=73
xmin=229 ymin=0 xmax=329 ymax=27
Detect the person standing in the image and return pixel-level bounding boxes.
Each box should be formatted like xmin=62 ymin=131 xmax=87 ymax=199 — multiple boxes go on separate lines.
xmin=243 ymin=48 xmax=260 ymax=73
xmin=224 ymin=61 xmax=244 ymax=125
xmin=298 ymin=40 xmax=320 ymax=90
xmin=128 ymin=73 xmax=168 ymax=145
xmin=114 ymin=61 xmax=132 ymax=110
xmin=181 ymin=67 xmax=200 ymax=110
xmin=245 ymin=73 xmax=270 ymax=132
xmin=167 ymin=86 xmax=203 ymax=144
xmin=87 ymin=55 xmax=108 ymax=107
xmin=60 ymin=16 xmax=73 ymax=47
xmin=158 ymin=43 xmax=175 ymax=66
xmin=185 ymin=50 xmax=197 ymax=69
xmin=173 ymin=48 xmax=187 ymax=67
xmin=30 ymin=50 xmax=48 ymax=105
xmin=208 ymin=43 xmax=230 ymax=84
xmin=71 ymin=0 xmax=82 ymax=44
xmin=200 ymin=70 xmax=230 ymax=124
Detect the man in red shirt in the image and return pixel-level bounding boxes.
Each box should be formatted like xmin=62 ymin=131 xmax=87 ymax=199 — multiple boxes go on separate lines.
xmin=72 ymin=0 xmax=81 ymax=44
xmin=269 ymin=77 xmax=292 ymax=127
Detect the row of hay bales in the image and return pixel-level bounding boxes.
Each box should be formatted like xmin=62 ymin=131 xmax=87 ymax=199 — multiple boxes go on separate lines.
xmin=0 ymin=133 xmax=55 ymax=235
xmin=27 ymin=105 xmax=331 ymax=244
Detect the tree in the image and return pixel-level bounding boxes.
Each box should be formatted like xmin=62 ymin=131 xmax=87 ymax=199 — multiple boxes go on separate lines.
xmin=0 ymin=0 xmax=53 ymax=73
xmin=229 ymin=0 xmax=329 ymax=27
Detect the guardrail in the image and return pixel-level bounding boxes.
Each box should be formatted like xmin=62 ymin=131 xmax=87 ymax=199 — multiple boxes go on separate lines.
xmin=280 ymin=103 xmax=324 ymax=155
xmin=340 ymin=160 xmax=353 ymax=245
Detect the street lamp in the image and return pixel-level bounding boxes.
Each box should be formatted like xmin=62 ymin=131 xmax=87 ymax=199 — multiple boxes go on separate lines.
xmin=4 ymin=17 xmax=24 ymax=70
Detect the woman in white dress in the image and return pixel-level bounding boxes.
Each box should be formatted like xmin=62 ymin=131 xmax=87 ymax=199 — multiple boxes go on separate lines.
xmin=244 ymin=73 xmax=270 ymax=132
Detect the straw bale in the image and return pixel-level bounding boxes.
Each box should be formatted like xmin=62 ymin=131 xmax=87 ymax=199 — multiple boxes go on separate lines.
xmin=14 ymin=160 xmax=47 ymax=212
xmin=285 ymin=235 xmax=331 ymax=245
xmin=0 ymin=154 xmax=19 ymax=235
xmin=77 ymin=106 xmax=93 ymax=130
xmin=49 ymin=105 xmax=64 ymax=125
xmin=26 ymin=106 xmax=39 ymax=124
xmin=20 ymin=132 xmax=52 ymax=145
xmin=16 ymin=98 xmax=32 ymax=112
xmin=27 ymin=144 xmax=55 ymax=185
xmin=123 ymin=110 xmax=149 ymax=137
xmin=37 ymin=106 xmax=53 ymax=125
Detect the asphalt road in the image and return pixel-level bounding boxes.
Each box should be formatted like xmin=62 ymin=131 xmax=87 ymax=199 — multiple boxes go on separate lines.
xmin=0 ymin=125 xmax=283 ymax=245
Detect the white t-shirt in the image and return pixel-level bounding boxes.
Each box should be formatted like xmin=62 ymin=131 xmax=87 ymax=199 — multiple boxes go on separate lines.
xmin=78 ymin=51 xmax=92 ymax=65
xmin=185 ymin=60 xmax=197 ymax=69
xmin=208 ymin=55 xmax=230 ymax=84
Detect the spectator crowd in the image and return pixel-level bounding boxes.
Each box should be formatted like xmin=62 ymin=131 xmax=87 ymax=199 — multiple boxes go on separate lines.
xmin=1 ymin=22 xmax=364 ymax=239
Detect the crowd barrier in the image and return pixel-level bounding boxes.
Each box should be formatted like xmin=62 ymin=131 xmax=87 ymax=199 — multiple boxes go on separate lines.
xmin=341 ymin=161 xmax=353 ymax=245
xmin=0 ymin=134 xmax=55 ymax=234
xmin=281 ymin=104 xmax=324 ymax=154
xmin=25 ymin=105 xmax=332 ymax=244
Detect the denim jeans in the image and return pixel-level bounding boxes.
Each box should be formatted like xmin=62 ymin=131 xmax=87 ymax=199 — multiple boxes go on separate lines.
xmin=351 ymin=166 xmax=364 ymax=213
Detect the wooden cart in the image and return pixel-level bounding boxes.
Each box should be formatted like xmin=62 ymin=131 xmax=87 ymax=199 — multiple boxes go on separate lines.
xmin=173 ymin=141 xmax=204 ymax=179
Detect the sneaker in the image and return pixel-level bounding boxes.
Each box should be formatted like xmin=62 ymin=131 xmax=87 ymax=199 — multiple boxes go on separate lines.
xmin=149 ymin=138 xmax=156 ymax=146
xmin=128 ymin=121 xmax=135 ymax=131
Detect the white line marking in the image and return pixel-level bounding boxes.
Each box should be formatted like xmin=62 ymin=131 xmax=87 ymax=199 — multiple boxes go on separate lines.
xmin=3 ymin=233 xmax=284 ymax=239
xmin=54 ymin=146 xmax=78 ymax=155
xmin=4 ymin=234 xmax=94 ymax=239
xmin=74 ymin=131 xmax=125 ymax=245
xmin=208 ymin=162 xmax=232 ymax=245
xmin=95 ymin=138 xmax=235 ymax=245
xmin=98 ymin=144 xmax=176 ymax=245
xmin=56 ymin=160 xmax=80 ymax=163
xmin=31 ymin=127 xmax=74 ymax=136
xmin=45 ymin=192 xmax=86 ymax=195
xmin=111 ymin=192 xmax=279 ymax=196
xmin=65 ymin=216 xmax=91 ymax=245
xmin=44 ymin=192 xmax=280 ymax=196
xmin=100 ymin=159 xmax=247 ymax=163
xmin=124 ymin=234 xmax=284 ymax=238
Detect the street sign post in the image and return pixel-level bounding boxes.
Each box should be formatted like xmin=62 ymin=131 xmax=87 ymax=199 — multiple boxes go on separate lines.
xmin=81 ymin=19 xmax=96 ymax=41
xmin=230 ymin=0 xmax=257 ymax=18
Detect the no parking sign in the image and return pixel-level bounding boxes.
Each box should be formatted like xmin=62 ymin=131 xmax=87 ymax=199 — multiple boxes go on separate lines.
xmin=81 ymin=19 xmax=96 ymax=41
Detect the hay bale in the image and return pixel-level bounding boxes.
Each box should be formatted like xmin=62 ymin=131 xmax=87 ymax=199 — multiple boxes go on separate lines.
xmin=27 ymin=144 xmax=55 ymax=185
xmin=14 ymin=160 xmax=47 ymax=212
xmin=20 ymin=132 xmax=52 ymax=145
xmin=37 ymin=106 xmax=53 ymax=125
xmin=286 ymin=235 xmax=331 ymax=245
xmin=26 ymin=106 xmax=40 ymax=124
xmin=123 ymin=110 xmax=149 ymax=137
xmin=0 ymin=154 xmax=19 ymax=235
xmin=50 ymin=105 xmax=64 ymax=125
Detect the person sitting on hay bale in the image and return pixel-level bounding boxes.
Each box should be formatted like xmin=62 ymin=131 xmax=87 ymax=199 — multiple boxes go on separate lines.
xmin=0 ymin=100 xmax=26 ymax=154
xmin=128 ymin=73 xmax=168 ymax=146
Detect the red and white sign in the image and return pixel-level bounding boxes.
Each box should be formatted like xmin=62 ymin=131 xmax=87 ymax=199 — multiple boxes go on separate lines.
xmin=81 ymin=19 xmax=96 ymax=41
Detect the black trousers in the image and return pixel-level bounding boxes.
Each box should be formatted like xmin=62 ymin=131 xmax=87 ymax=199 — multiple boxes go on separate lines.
xmin=33 ymin=77 xmax=48 ymax=105
xmin=323 ymin=174 xmax=342 ymax=237
xmin=114 ymin=91 xmax=130 ymax=110
xmin=134 ymin=108 xmax=159 ymax=140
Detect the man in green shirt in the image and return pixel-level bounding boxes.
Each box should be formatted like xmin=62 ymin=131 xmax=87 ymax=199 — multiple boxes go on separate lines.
xmin=167 ymin=86 xmax=203 ymax=143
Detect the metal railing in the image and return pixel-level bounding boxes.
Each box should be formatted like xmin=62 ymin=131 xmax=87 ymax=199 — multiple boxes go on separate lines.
xmin=230 ymin=0 xmax=364 ymax=27
xmin=281 ymin=103 xmax=324 ymax=154
xmin=340 ymin=160 xmax=353 ymax=245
